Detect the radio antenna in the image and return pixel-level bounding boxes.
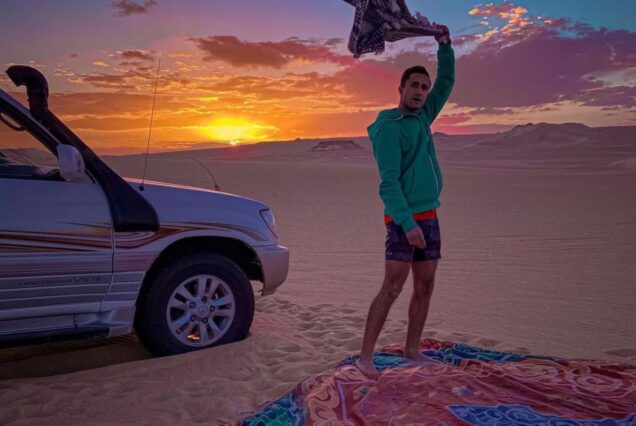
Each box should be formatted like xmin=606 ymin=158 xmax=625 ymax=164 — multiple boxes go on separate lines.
xmin=192 ymin=158 xmax=221 ymax=191
xmin=140 ymin=57 xmax=161 ymax=191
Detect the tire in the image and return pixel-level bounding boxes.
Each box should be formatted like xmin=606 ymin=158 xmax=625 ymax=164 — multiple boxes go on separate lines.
xmin=135 ymin=252 xmax=255 ymax=357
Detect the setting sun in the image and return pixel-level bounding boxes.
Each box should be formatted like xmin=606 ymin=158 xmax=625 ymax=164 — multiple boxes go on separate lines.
xmin=203 ymin=118 xmax=279 ymax=144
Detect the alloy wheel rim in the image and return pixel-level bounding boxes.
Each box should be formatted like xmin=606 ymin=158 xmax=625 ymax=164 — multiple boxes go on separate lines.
xmin=166 ymin=274 xmax=236 ymax=346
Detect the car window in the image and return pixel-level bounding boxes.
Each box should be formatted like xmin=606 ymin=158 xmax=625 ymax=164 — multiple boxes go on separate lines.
xmin=0 ymin=108 xmax=60 ymax=180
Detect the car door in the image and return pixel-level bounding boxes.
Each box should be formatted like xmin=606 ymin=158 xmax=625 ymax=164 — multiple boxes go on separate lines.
xmin=0 ymin=96 xmax=113 ymax=333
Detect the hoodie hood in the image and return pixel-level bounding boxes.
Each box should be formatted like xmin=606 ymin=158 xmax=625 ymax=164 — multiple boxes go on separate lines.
xmin=367 ymin=108 xmax=404 ymax=140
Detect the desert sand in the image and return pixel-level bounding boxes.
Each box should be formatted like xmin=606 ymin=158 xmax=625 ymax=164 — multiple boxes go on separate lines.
xmin=1 ymin=124 xmax=635 ymax=424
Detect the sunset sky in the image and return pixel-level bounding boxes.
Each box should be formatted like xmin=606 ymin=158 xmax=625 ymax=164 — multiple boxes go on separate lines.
xmin=2 ymin=0 xmax=636 ymax=153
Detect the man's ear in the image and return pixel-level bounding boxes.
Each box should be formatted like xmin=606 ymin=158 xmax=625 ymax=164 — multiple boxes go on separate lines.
xmin=398 ymin=85 xmax=403 ymax=95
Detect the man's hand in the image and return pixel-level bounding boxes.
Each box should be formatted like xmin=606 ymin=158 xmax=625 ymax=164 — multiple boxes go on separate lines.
xmin=433 ymin=24 xmax=451 ymax=45
xmin=406 ymin=227 xmax=426 ymax=249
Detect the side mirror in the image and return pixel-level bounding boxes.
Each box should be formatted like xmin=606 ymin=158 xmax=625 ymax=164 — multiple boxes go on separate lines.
xmin=57 ymin=144 xmax=87 ymax=182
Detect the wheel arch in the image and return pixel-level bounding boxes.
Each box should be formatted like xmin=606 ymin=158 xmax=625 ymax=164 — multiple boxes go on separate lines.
xmin=136 ymin=236 xmax=263 ymax=310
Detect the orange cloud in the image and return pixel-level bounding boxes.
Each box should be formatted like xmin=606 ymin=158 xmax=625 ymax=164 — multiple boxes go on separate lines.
xmin=190 ymin=35 xmax=354 ymax=69
xmin=119 ymin=50 xmax=155 ymax=62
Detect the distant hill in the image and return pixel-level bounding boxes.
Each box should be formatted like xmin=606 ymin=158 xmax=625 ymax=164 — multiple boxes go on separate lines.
xmin=311 ymin=140 xmax=364 ymax=152
xmin=97 ymin=142 xmax=228 ymax=156
xmin=433 ymin=123 xmax=636 ymax=170
xmin=105 ymin=137 xmax=373 ymax=162
xmin=105 ymin=124 xmax=636 ymax=171
xmin=449 ymin=123 xmax=631 ymax=149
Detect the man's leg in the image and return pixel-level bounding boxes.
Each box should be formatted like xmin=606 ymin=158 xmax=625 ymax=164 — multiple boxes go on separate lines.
xmin=404 ymin=259 xmax=438 ymax=361
xmin=357 ymin=260 xmax=411 ymax=378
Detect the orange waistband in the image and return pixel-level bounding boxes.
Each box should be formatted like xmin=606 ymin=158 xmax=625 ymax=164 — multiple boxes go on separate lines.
xmin=384 ymin=209 xmax=437 ymax=225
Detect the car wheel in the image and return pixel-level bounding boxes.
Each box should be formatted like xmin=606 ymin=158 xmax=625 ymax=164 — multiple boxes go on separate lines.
xmin=136 ymin=252 xmax=255 ymax=356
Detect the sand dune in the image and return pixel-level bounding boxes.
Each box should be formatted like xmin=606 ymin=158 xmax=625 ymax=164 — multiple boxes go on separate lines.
xmin=2 ymin=126 xmax=635 ymax=424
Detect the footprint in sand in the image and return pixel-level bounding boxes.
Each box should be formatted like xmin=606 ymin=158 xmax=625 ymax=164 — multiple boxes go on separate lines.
xmin=258 ymin=350 xmax=279 ymax=359
xmin=342 ymin=315 xmax=366 ymax=326
xmin=315 ymin=304 xmax=333 ymax=309
xmin=284 ymin=353 xmax=307 ymax=363
xmin=450 ymin=332 xmax=474 ymax=342
xmin=306 ymin=330 xmax=328 ymax=339
xmin=605 ymin=348 xmax=636 ymax=358
xmin=277 ymin=299 xmax=293 ymax=308
xmin=476 ymin=338 xmax=502 ymax=348
xmin=298 ymin=312 xmax=314 ymax=322
xmin=272 ymin=343 xmax=301 ymax=353
xmin=342 ymin=338 xmax=363 ymax=351
xmin=274 ymin=363 xmax=329 ymax=381
xmin=310 ymin=323 xmax=327 ymax=331
xmin=333 ymin=330 xmax=357 ymax=340
xmin=385 ymin=326 xmax=405 ymax=334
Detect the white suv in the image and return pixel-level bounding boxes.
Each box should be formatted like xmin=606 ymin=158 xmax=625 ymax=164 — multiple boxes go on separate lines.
xmin=0 ymin=66 xmax=289 ymax=356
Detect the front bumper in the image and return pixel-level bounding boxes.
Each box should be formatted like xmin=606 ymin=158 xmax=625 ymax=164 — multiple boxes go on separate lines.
xmin=254 ymin=244 xmax=289 ymax=295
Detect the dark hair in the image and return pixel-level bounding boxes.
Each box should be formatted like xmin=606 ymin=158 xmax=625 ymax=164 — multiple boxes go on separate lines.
xmin=400 ymin=66 xmax=430 ymax=87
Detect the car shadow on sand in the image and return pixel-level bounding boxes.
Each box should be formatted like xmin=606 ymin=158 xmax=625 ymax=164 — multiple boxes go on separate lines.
xmin=0 ymin=334 xmax=151 ymax=380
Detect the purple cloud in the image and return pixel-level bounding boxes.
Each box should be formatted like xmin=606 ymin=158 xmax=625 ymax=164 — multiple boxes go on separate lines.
xmin=190 ymin=35 xmax=354 ymax=69
xmin=119 ymin=50 xmax=155 ymax=61
xmin=449 ymin=5 xmax=636 ymax=109
xmin=112 ymin=0 xmax=157 ymax=17
xmin=575 ymin=85 xmax=636 ymax=108
xmin=250 ymin=9 xmax=636 ymax=112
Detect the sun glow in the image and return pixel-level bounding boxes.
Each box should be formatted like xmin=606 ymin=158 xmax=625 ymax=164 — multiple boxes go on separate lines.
xmin=203 ymin=118 xmax=278 ymax=144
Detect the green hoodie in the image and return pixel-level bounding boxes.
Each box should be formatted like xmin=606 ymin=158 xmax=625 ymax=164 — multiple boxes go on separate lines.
xmin=367 ymin=44 xmax=455 ymax=233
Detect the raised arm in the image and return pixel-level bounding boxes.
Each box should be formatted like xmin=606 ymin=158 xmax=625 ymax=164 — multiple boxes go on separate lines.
xmin=420 ymin=26 xmax=455 ymax=125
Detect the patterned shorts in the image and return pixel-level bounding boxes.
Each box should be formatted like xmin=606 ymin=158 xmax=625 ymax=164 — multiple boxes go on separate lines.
xmin=385 ymin=218 xmax=442 ymax=262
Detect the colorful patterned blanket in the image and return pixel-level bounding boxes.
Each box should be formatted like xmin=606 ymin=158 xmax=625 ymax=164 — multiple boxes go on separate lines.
xmin=238 ymin=339 xmax=636 ymax=425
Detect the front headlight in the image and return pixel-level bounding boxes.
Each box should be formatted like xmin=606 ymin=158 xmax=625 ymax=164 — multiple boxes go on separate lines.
xmin=260 ymin=209 xmax=277 ymax=237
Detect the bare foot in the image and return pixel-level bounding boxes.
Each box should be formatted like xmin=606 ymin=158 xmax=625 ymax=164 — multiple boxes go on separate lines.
xmin=404 ymin=349 xmax=429 ymax=363
xmin=354 ymin=358 xmax=380 ymax=380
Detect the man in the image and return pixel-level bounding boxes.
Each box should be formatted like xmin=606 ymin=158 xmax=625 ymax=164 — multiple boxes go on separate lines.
xmin=357 ymin=24 xmax=454 ymax=379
